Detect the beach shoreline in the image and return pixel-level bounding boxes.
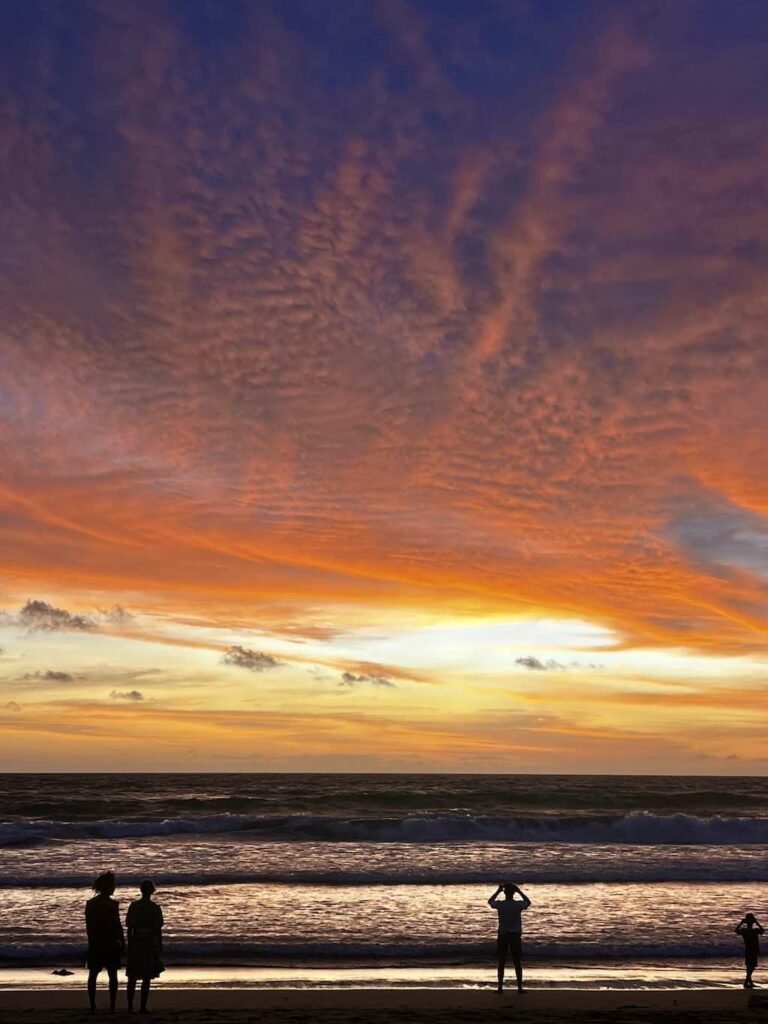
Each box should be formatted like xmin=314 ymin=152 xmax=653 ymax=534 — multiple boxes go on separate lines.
xmin=0 ymin=986 xmax=766 ymax=1024
xmin=0 ymin=959 xmax=751 ymax=991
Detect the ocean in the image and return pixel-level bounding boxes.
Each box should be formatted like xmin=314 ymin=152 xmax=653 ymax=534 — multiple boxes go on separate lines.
xmin=1 ymin=774 xmax=765 ymax=989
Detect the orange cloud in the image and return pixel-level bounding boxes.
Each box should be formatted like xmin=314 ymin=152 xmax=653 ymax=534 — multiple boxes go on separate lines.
xmin=1 ymin=0 xmax=768 ymax=676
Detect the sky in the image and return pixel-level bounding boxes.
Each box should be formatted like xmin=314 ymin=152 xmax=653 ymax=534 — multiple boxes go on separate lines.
xmin=2 ymin=0 xmax=768 ymax=773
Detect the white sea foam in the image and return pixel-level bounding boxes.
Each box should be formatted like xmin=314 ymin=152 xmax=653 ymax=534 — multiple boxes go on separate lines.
xmin=4 ymin=809 xmax=768 ymax=848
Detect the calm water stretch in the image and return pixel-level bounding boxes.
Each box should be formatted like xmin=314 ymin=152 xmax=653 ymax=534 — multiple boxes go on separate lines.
xmin=1 ymin=775 xmax=765 ymax=987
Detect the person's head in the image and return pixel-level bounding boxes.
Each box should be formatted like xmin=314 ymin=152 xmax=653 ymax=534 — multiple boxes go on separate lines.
xmin=93 ymin=871 xmax=116 ymax=896
xmin=503 ymin=884 xmax=516 ymax=899
xmin=745 ymin=913 xmax=757 ymax=926
xmin=140 ymin=879 xmax=156 ymax=898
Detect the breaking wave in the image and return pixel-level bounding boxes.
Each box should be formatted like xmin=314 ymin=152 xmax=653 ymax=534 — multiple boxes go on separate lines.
xmin=4 ymin=809 xmax=768 ymax=848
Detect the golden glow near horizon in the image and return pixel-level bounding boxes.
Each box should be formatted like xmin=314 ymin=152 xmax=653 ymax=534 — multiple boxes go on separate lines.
xmin=3 ymin=599 xmax=768 ymax=772
xmin=2 ymin=3 xmax=768 ymax=771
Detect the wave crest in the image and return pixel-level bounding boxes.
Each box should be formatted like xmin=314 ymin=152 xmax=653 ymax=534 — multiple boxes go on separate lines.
xmin=4 ymin=809 xmax=768 ymax=848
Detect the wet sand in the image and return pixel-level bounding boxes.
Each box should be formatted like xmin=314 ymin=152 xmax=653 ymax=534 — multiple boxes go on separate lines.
xmin=1 ymin=987 xmax=766 ymax=1023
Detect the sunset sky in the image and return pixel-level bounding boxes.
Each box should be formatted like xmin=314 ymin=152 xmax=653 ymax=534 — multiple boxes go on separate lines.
xmin=2 ymin=0 xmax=768 ymax=772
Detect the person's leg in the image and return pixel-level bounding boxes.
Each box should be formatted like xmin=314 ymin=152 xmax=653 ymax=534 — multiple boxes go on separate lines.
xmin=512 ymin=934 xmax=524 ymax=992
xmin=496 ymin=933 xmax=507 ymax=991
xmin=107 ymin=967 xmax=118 ymax=1012
xmin=87 ymin=969 xmax=99 ymax=1013
xmin=127 ymin=976 xmax=137 ymax=1012
xmin=747 ymin=963 xmax=755 ymax=988
xmin=140 ymin=978 xmax=151 ymax=1013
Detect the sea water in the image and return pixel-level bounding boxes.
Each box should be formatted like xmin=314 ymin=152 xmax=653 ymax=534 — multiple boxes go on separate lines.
xmin=1 ymin=774 xmax=765 ymax=987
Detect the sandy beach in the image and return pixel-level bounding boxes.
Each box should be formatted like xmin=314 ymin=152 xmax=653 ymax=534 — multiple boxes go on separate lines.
xmin=1 ymin=987 xmax=767 ymax=1023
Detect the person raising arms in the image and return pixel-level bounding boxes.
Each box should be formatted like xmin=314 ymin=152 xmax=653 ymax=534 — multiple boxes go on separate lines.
xmin=736 ymin=913 xmax=764 ymax=989
xmin=488 ymin=882 xmax=531 ymax=993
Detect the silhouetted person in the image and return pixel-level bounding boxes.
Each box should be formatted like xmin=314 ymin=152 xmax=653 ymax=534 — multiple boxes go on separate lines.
xmin=488 ymin=882 xmax=531 ymax=993
xmin=125 ymin=879 xmax=164 ymax=1014
xmin=736 ymin=913 xmax=764 ymax=989
xmin=85 ymin=871 xmax=125 ymax=1013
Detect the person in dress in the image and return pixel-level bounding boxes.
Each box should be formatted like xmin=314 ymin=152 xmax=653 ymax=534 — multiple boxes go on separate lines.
xmin=85 ymin=871 xmax=125 ymax=1013
xmin=125 ymin=879 xmax=164 ymax=1014
xmin=736 ymin=913 xmax=764 ymax=989
xmin=488 ymin=882 xmax=531 ymax=993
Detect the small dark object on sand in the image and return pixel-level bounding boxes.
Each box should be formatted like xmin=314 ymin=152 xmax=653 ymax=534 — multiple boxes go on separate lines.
xmin=51 ymin=969 xmax=74 ymax=976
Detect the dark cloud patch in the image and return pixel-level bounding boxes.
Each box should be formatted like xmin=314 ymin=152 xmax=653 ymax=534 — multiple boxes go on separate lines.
xmin=340 ymin=671 xmax=395 ymax=688
xmin=3 ymin=701 xmax=21 ymax=712
xmin=515 ymin=656 xmax=563 ymax=671
xmin=109 ymin=689 xmax=144 ymax=701
xmin=22 ymin=669 xmax=74 ymax=682
xmin=18 ymin=600 xmax=97 ymax=633
xmin=223 ymin=645 xmax=281 ymax=672
xmin=515 ymin=657 xmax=601 ymax=672
xmin=4 ymin=601 xmax=133 ymax=636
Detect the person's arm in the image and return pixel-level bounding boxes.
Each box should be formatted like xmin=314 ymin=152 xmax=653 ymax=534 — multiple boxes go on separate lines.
xmin=736 ymin=920 xmax=746 ymax=934
xmin=488 ymin=884 xmax=504 ymax=907
xmin=157 ymin=905 xmax=164 ymax=950
xmin=85 ymin=902 xmax=94 ymax=943
xmin=515 ymin=885 xmax=531 ymax=908
xmin=756 ymin=919 xmax=765 ymax=935
xmin=114 ymin=902 xmax=125 ymax=952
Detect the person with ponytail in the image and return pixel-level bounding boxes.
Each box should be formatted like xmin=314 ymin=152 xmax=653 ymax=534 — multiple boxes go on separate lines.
xmin=85 ymin=871 xmax=125 ymax=1013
